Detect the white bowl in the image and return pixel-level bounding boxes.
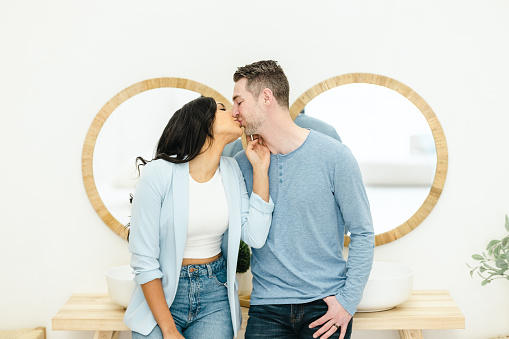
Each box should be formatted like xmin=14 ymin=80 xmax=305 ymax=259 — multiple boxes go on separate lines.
xmin=105 ymin=265 xmax=135 ymax=309
xmin=357 ymin=261 xmax=415 ymax=312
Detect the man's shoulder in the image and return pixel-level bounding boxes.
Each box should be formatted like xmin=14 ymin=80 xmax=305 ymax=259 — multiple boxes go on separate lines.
xmin=295 ymin=114 xmax=342 ymax=142
xmin=308 ymin=130 xmax=346 ymax=154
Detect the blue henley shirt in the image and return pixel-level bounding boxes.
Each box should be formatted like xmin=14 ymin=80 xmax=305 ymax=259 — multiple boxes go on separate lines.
xmin=234 ymin=130 xmax=374 ymax=316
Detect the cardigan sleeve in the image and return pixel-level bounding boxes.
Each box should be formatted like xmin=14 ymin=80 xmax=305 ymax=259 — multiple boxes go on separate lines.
xmin=128 ymin=161 xmax=166 ymax=285
xmin=231 ymin=159 xmax=274 ymax=248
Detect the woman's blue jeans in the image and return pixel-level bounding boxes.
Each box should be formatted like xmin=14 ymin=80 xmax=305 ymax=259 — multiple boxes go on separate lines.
xmin=245 ymin=299 xmax=353 ymax=339
xmin=132 ymin=256 xmax=233 ymax=339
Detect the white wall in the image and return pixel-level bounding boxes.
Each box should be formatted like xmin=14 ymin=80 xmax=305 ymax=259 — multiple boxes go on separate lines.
xmin=1 ymin=1 xmax=508 ymax=338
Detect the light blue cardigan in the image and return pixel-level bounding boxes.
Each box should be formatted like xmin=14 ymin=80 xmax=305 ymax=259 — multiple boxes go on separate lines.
xmin=124 ymin=157 xmax=273 ymax=336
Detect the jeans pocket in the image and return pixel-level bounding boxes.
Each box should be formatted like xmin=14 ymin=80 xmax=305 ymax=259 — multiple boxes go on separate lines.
xmin=212 ymin=268 xmax=227 ymax=287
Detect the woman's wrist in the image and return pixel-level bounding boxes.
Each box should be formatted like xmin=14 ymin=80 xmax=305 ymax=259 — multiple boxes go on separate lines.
xmin=252 ymin=165 xmax=269 ymax=177
xmin=252 ymin=170 xmax=270 ymax=203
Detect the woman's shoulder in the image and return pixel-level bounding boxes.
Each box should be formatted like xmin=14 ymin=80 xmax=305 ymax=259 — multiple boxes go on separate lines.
xmin=220 ymin=156 xmax=242 ymax=176
xmin=140 ymin=159 xmax=176 ymax=180
xmin=149 ymin=158 xmax=176 ymax=168
xmin=142 ymin=158 xmax=171 ymax=170
xmin=220 ymin=155 xmax=237 ymax=165
xmin=220 ymin=155 xmax=237 ymax=167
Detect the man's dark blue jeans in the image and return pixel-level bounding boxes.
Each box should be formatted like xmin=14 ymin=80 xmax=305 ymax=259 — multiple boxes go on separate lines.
xmin=245 ymin=299 xmax=353 ymax=339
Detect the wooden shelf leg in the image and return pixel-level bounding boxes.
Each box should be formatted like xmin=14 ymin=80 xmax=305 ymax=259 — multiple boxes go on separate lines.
xmin=93 ymin=331 xmax=120 ymax=339
xmin=399 ymin=329 xmax=424 ymax=339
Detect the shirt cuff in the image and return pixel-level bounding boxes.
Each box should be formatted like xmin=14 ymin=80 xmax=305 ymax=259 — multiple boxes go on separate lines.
xmin=249 ymin=192 xmax=274 ymax=213
xmin=335 ymin=293 xmax=356 ymax=316
xmin=133 ymin=268 xmax=164 ymax=285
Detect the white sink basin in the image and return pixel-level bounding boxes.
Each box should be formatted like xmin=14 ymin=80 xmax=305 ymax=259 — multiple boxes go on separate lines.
xmin=105 ymin=265 xmax=135 ymax=309
xmin=357 ymin=261 xmax=415 ymax=312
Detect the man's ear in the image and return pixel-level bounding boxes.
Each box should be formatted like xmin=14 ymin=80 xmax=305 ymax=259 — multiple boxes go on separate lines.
xmin=261 ymin=88 xmax=274 ymax=106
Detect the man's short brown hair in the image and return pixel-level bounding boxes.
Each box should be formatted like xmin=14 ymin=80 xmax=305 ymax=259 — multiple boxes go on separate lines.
xmin=233 ymin=60 xmax=290 ymax=109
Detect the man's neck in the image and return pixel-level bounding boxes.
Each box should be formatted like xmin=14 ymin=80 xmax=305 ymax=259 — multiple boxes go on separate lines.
xmin=259 ymin=112 xmax=310 ymax=155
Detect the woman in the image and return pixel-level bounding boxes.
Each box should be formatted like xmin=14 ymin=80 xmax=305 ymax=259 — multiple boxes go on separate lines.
xmin=124 ymin=97 xmax=273 ymax=339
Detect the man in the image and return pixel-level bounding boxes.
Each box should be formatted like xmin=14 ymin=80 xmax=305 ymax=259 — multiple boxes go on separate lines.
xmin=231 ymin=60 xmax=374 ymax=339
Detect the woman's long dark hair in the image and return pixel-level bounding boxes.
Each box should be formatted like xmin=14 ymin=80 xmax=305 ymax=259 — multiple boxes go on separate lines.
xmin=136 ymin=96 xmax=217 ymax=169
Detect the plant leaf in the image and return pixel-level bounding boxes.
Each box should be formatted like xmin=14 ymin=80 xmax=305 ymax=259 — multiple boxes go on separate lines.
xmin=505 ymin=214 xmax=509 ymax=232
xmin=487 ymin=240 xmax=500 ymax=251
xmin=493 ymin=249 xmax=500 ymax=259
xmin=485 ymin=263 xmax=498 ymax=271
xmin=481 ymin=280 xmax=490 ymax=286
xmin=502 ymin=237 xmax=509 ymax=249
xmin=495 ymin=258 xmax=508 ymax=269
xmin=472 ymin=254 xmax=484 ymax=260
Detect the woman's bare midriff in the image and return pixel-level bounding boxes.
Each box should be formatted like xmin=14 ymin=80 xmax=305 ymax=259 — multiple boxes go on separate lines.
xmin=181 ymin=252 xmax=222 ymax=266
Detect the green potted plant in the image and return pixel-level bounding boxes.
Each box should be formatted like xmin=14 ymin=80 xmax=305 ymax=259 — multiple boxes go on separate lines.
xmin=237 ymin=240 xmax=251 ymax=274
xmin=468 ymin=214 xmax=509 ymax=285
xmin=236 ymin=240 xmax=252 ymax=296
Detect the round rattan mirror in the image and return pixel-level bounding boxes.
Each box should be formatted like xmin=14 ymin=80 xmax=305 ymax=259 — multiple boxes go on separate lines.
xmin=82 ymin=78 xmax=231 ymax=240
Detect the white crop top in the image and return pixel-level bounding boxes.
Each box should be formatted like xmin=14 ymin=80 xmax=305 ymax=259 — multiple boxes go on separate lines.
xmin=183 ymin=168 xmax=229 ymax=259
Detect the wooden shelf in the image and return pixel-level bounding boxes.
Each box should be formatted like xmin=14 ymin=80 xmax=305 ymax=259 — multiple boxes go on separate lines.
xmin=53 ymin=290 xmax=464 ymax=339
xmin=52 ymin=294 xmax=129 ymax=332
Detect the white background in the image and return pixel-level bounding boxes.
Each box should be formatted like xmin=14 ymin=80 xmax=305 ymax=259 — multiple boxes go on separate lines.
xmin=1 ymin=1 xmax=508 ymax=338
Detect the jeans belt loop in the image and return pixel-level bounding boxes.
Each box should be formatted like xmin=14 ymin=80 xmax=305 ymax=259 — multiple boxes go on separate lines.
xmin=206 ymin=263 xmax=213 ymax=278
